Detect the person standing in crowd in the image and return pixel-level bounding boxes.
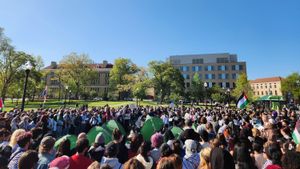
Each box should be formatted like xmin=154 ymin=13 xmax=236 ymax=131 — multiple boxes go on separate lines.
xmin=136 ymin=141 xmax=153 ymax=169
xmin=262 ymin=142 xmax=283 ymax=169
xmin=69 ymin=138 xmax=93 ymax=169
xmin=101 ymin=141 xmax=122 ymax=169
xmin=88 ymin=133 xmax=105 ymax=162
xmin=36 ymin=136 xmax=56 ymax=169
xmin=18 ymin=150 xmax=39 ymax=169
xmin=150 ymin=132 xmax=163 ymax=163
xmin=8 ymin=129 xmax=25 ymax=153
xmin=182 ymin=139 xmax=200 ymax=169
xmin=112 ymin=128 xmax=128 ymax=164
xmin=48 ymin=155 xmax=70 ymax=169
xmin=123 ymin=158 xmax=145 ymax=169
xmin=199 ymin=147 xmax=211 ymax=169
xmin=8 ymin=132 xmax=32 ymax=169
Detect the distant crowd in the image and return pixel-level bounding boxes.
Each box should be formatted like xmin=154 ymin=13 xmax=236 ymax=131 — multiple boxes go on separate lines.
xmin=0 ymin=103 xmax=300 ymax=169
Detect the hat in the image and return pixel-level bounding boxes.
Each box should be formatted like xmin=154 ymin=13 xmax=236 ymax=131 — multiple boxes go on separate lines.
xmin=40 ymin=136 xmax=56 ymax=150
xmin=184 ymin=139 xmax=197 ymax=157
xmin=48 ymin=155 xmax=70 ymax=169
xmin=95 ymin=133 xmax=105 ymax=144
xmin=105 ymin=141 xmax=119 ymax=157
xmin=151 ymin=132 xmax=163 ymax=148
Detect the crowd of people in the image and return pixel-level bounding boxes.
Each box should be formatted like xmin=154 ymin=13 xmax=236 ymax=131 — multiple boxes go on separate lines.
xmin=0 ymin=103 xmax=300 ymax=169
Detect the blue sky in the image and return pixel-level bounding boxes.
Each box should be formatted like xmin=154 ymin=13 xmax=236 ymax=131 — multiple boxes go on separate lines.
xmin=0 ymin=0 xmax=299 ymax=79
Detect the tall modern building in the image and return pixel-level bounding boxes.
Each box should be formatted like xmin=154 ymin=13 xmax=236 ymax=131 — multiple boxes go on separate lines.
xmin=43 ymin=60 xmax=112 ymax=98
xmin=169 ymin=53 xmax=247 ymax=89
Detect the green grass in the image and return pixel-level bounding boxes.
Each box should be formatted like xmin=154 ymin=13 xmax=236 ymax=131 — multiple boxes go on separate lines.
xmin=2 ymin=99 xmax=212 ymax=111
xmin=2 ymin=99 xmax=165 ymax=111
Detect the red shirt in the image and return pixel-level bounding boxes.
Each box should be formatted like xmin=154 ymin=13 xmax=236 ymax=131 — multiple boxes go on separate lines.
xmin=69 ymin=154 xmax=93 ymax=169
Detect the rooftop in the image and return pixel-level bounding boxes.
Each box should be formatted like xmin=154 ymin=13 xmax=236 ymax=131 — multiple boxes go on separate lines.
xmin=250 ymin=77 xmax=283 ymax=83
xmin=43 ymin=61 xmax=113 ymax=70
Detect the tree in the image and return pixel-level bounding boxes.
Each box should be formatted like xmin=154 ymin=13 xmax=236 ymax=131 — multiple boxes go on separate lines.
xmin=189 ymin=73 xmax=205 ymax=102
xmin=148 ymin=61 xmax=185 ymax=103
xmin=132 ymin=67 xmax=151 ymax=103
xmin=232 ymin=73 xmax=254 ymax=101
xmin=281 ymin=72 xmax=300 ymax=103
xmin=108 ymin=58 xmax=139 ymax=100
xmin=60 ymin=52 xmax=97 ymax=99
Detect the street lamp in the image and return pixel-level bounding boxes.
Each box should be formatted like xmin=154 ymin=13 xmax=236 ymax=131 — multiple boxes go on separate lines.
xmin=21 ymin=61 xmax=33 ymax=111
xmin=69 ymin=90 xmax=71 ymax=104
xmin=204 ymin=82 xmax=208 ymax=109
xmin=226 ymin=88 xmax=231 ymax=107
xmin=64 ymin=85 xmax=68 ymax=107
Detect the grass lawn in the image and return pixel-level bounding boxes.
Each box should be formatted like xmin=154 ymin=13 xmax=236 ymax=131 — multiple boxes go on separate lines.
xmin=2 ymin=99 xmax=165 ymax=111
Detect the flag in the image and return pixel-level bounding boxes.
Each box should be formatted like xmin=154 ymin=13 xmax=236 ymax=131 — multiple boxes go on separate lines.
xmin=236 ymin=92 xmax=249 ymax=109
xmin=0 ymin=98 xmax=3 ymax=110
xmin=292 ymin=120 xmax=300 ymax=144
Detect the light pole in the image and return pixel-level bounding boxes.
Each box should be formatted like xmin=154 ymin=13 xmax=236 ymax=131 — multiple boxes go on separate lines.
xmin=64 ymin=85 xmax=68 ymax=107
xmin=296 ymin=80 xmax=300 ymax=104
xmin=69 ymin=90 xmax=71 ymax=104
xmin=16 ymin=88 xmax=20 ymax=106
xmin=204 ymin=82 xmax=208 ymax=109
xmin=226 ymin=88 xmax=231 ymax=107
xmin=21 ymin=61 xmax=33 ymax=111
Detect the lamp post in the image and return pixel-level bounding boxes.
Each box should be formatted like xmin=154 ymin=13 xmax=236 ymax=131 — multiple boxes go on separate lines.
xmin=226 ymin=88 xmax=231 ymax=107
xmin=21 ymin=61 xmax=33 ymax=111
xmin=64 ymin=85 xmax=68 ymax=107
xmin=204 ymin=82 xmax=208 ymax=109
xmin=69 ymin=90 xmax=71 ymax=104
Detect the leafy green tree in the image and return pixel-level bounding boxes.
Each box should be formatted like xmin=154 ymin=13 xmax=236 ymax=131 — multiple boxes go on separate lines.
xmin=60 ymin=52 xmax=97 ymax=99
xmin=189 ymin=73 xmax=205 ymax=102
xmin=132 ymin=67 xmax=150 ymax=102
xmin=211 ymin=93 xmax=226 ymax=103
xmin=148 ymin=61 xmax=185 ymax=103
xmin=281 ymin=72 xmax=300 ymax=102
xmin=109 ymin=58 xmax=139 ymax=100
xmin=232 ymin=73 xmax=254 ymax=101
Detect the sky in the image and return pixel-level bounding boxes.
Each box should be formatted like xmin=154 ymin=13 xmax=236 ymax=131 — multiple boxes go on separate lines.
xmin=0 ymin=0 xmax=300 ymax=79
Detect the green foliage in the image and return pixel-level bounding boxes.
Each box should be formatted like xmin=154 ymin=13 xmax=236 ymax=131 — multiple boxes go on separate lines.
xmin=281 ymin=72 xmax=300 ymax=102
xmin=109 ymin=58 xmax=139 ymax=100
xmin=211 ymin=93 xmax=226 ymax=103
xmin=148 ymin=61 xmax=185 ymax=103
xmin=189 ymin=73 xmax=205 ymax=101
xmin=232 ymin=73 xmax=254 ymax=101
xmin=60 ymin=52 xmax=96 ymax=99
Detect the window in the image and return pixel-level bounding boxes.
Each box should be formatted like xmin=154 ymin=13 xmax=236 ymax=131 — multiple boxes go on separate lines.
xmin=261 ymin=91 xmax=264 ymax=95
xmin=182 ymin=66 xmax=189 ymax=72
xmin=198 ymin=74 xmax=203 ymax=79
xmin=205 ymin=74 xmax=214 ymax=79
xmin=233 ymin=82 xmax=236 ymax=88
xmin=205 ymin=65 xmax=214 ymax=71
xmin=219 ymin=82 xmax=223 ymax=87
xmin=183 ymin=74 xmax=190 ymax=79
xmin=275 ymin=90 xmax=278 ymax=95
xmin=239 ymin=65 xmax=244 ymax=70
xmin=232 ymin=74 xmax=237 ymax=79
xmin=226 ymin=82 xmax=230 ymax=88
xmin=274 ymin=83 xmax=277 ymax=88
xmin=217 ymin=58 xmax=229 ymax=63
xmin=192 ymin=59 xmax=203 ymax=64
xmin=172 ymin=59 xmax=181 ymax=64
xmin=192 ymin=66 xmax=202 ymax=72
xmin=218 ymin=65 xmax=227 ymax=71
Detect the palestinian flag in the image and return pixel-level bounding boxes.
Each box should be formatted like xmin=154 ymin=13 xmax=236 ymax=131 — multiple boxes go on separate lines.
xmin=236 ymin=92 xmax=249 ymax=109
xmin=292 ymin=120 xmax=300 ymax=144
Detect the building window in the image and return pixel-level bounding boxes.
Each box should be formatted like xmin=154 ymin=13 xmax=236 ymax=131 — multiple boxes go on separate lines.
xmin=219 ymin=82 xmax=223 ymax=87
xmin=192 ymin=66 xmax=202 ymax=72
xmin=198 ymin=74 xmax=203 ymax=79
xmin=239 ymin=65 xmax=244 ymax=70
xmin=183 ymin=74 xmax=190 ymax=79
xmin=205 ymin=65 xmax=214 ymax=71
xmin=275 ymin=90 xmax=278 ymax=95
xmin=232 ymin=74 xmax=236 ymax=79
xmin=261 ymin=91 xmax=264 ymax=95
xmin=205 ymin=74 xmax=214 ymax=79
xmin=217 ymin=58 xmax=229 ymax=63
xmin=274 ymin=83 xmax=277 ymax=88
xmin=226 ymin=82 xmax=230 ymax=88
xmin=192 ymin=59 xmax=203 ymax=64
xmin=233 ymin=82 xmax=236 ymax=88
xmin=217 ymin=65 xmax=227 ymax=71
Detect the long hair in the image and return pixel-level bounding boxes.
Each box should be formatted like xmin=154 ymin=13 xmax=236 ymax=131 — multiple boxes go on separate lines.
xmin=8 ymin=129 xmax=25 ymax=148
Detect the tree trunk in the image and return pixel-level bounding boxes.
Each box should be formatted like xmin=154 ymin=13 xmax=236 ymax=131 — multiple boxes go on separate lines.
xmin=1 ymin=83 xmax=8 ymax=103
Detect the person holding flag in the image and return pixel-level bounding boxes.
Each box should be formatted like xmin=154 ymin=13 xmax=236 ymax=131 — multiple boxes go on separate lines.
xmin=236 ymin=92 xmax=249 ymax=109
